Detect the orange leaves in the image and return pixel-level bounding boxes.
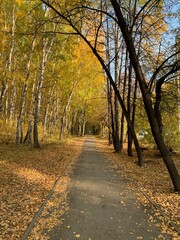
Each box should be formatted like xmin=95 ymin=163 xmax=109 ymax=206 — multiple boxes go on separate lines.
xmin=0 ymin=138 xmax=83 ymax=240
xmin=96 ymin=138 xmax=180 ymax=239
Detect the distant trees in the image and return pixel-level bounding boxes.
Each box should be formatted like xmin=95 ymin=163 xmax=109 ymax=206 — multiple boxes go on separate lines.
xmin=0 ymin=0 xmax=106 ymax=146
xmin=40 ymin=0 xmax=180 ymax=191
xmin=0 ymin=0 xmax=179 ymax=191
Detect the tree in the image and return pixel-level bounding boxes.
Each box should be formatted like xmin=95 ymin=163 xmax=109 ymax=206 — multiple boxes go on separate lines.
xmin=110 ymin=0 xmax=180 ymax=191
xmin=40 ymin=0 xmax=180 ymax=191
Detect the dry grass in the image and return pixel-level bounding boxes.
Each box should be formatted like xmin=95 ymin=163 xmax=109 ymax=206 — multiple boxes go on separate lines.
xmin=96 ymin=138 xmax=180 ymax=239
xmin=0 ymin=137 xmax=84 ymax=240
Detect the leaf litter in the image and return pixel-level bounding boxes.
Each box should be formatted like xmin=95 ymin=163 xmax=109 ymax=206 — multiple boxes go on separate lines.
xmin=96 ymin=138 xmax=180 ymax=240
xmin=0 ymin=137 xmax=83 ymax=240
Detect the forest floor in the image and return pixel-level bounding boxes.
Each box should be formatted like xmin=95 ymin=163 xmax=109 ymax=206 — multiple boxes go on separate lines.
xmin=0 ymin=136 xmax=179 ymax=240
xmin=0 ymin=137 xmax=84 ymax=240
xmin=96 ymin=138 xmax=180 ymax=239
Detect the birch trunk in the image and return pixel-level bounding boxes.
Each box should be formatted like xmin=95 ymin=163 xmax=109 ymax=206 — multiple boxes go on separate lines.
xmin=59 ymin=80 xmax=78 ymax=140
xmin=33 ymin=21 xmax=55 ymax=148
xmin=0 ymin=5 xmax=15 ymax=118
xmin=16 ymin=37 xmax=36 ymax=144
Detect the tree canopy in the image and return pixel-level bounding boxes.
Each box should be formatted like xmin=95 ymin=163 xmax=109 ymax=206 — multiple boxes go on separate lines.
xmin=0 ymin=0 xmax=179 ymax=191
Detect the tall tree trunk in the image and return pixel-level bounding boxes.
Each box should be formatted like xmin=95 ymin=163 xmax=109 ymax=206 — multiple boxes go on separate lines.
xmin=9 ymin=66 xmax=16 ymax=122
xmin=111 ymin=0 xmax=180 ymax=191
xmin=16 ymin=84 xmax=27 ymax=144
xmin=127 ymin=63 xmax=133 ymax=156
xmin=59 ymin=80 xmax=78 ymax=140
xmin=33 ymin=50 xmax=46 ymax=148
xmin=110 ymin=85 xmax=116 ymax=148
xmin=0 ymin=81 xmax=6 ymax=115
xmin=106 ymin=14 xmax=112 ymax=146
xmin=23 ymin=77 xmax=36 ymax=144
xmin=16 ymin=36 xmax=36 ymax=144
xmin=118 ymin=41 xmax=125 ymax=151
xmin=0 ymin=4 xmax=16 ymax=118
xmin=82 ymin=107 xmax=86 ymax=136
xmin=114 ymin=22 xmax=121 ymax=151
xmin=33 ymin=22 xmax=55 ymax=148
xmin=43 ymin=90 xmax=52 ymax=137
xmin=120 ymin=49 xmax=128 ymax=150
xmin=107 ymin=78 xmax=112 ymax=145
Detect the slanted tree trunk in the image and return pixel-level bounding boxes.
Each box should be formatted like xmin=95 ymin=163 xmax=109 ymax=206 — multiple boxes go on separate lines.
xmin=154 ymin=66 xmax=178 ymax=135
xmin=118 ymin=41 xmax=125 ymax=151
xmin=111 ymin=0 xmax=180 ymax=191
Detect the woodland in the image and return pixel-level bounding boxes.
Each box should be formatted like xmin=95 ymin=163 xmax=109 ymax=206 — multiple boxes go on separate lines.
xmin=0 ymin=0 xmax=179 ymax=187
xmin=0 ymin=0 xmax=180 ymax=238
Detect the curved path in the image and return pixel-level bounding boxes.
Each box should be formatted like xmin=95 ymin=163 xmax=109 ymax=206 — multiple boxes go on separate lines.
xmin=47 ymin=137 xmax=168 ymax=240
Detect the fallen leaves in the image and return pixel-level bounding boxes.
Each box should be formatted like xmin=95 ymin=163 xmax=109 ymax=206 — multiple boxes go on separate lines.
xmin=96 ymin=138 xmax=180 ymax=239
xmin=75 ymin=233 xmax=81 ymax=238
xmin=0 ymin=137 xmax=83 ymax=240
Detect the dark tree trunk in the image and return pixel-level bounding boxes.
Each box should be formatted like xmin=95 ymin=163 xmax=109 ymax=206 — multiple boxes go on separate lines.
xmin=154 ymin=82 xmax=163 ymax=134
xmin=111 ymin=0 xmax=180 ymax=191
xmin=114 ymin=22 xmax=121 ymax=152
xmin=120 ymin=49 xmax=128 ymax=151
xmin=127 ymin=64 xmax=133 ymax=156
xmin=110 ymin=86 xmax=116 ymax=150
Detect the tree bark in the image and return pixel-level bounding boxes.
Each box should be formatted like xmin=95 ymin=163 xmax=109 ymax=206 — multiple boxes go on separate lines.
xmin=59 ymin=80 xmax=78 ymax=140
xmin=33 ymin=21 xmax=55 ymax=148
xmin=16 ymin=37 xmax=36 ymax=144
xmin=0 ymin=4 xmax=16 ymax=118
xmin=16 ymin=84 xmax=27 ymax=144
xmin=127 ymin=63 xmax=133 ymax=156
xmin=111 ymin=0 xmax=180 ymax=191
xmin=114 ymin=22 xmax=121 ymax=151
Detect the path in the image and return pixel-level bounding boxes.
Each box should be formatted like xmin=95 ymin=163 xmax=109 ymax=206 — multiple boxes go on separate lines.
xmin=47 ymin=137 xmax=168 ymax=240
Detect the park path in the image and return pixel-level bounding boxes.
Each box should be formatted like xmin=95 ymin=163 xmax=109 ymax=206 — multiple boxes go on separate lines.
xmin=47 ymin=137 xmax=168 ymax=240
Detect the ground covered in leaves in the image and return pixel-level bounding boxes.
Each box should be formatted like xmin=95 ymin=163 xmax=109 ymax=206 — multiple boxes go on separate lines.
xmin=96 ymin=138 xmax=180 ymax=239
xmin=0 ymin=137 xmax=83 ymax=240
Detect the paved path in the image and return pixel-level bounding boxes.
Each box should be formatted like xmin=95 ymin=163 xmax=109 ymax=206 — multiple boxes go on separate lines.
xmin=48 ymin=137 xmax=168 ymax=240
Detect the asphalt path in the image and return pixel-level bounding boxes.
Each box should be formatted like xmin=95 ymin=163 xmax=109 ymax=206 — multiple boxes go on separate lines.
xmin=47 ymin=137 xmax=168 ymax=240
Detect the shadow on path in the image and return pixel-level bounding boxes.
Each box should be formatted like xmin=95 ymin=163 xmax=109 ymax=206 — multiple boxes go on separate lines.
xmin=48 ymin=137 xmax=168 ymax=240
